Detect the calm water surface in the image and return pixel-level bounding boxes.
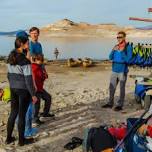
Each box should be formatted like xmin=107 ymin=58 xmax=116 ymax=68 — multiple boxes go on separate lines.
xmin=0 ymin=36 xmax=152 ymax=60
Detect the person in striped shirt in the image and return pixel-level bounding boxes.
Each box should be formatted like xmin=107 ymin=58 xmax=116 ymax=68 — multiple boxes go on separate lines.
xmin=6 ymin=36 xmax=37 ymax=146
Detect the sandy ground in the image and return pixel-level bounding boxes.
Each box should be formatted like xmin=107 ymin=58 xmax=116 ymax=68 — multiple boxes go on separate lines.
xmin=0 ymin=61 xmax=151 ymax=152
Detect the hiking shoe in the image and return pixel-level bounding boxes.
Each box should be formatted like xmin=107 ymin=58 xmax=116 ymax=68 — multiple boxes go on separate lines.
xmin=102 ymin=104 xmax=113 ymax=108
xmin=24 ymin=128 xmax=38 ymax=138
xmin=32 ymin=119 xmax=44 ymax=127
xmin=114 ymin=106 xmax=123 ymax=111
xmin=40 ymin=113 xmax=55 ymax=118
xmin=5 ymin=137 xmax=16 ymax=144
xmin=18 ymin=138 xmax=34 ymax=146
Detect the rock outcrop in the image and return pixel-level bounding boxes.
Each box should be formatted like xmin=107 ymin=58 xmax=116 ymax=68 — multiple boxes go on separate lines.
xmin=40 ymin=19 xmax=152 ymax=38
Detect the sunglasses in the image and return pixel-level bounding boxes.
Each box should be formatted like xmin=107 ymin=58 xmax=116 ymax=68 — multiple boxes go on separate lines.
xmin=117 ymin=36 xmax=124 ymax=39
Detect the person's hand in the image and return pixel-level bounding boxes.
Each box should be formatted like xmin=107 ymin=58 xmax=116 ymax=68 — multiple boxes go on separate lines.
xmin=26 ymin=50 xmax=31 ymax=60
xmin=32 ymin=96 xmax=37 ymax=104
xmin=112 ymin=45 xmax=118 ymax=51
xmin=138 ymin=124 xmax=147 ymax=136
xmin=45 ymin=72 xmax=48 ymax=79
xmin=43 ymin=70 xmax=48 ymax=79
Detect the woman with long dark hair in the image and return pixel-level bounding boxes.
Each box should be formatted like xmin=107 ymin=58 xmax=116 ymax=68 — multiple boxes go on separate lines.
xmin=6 ymin=36 xmax=37 ymax=146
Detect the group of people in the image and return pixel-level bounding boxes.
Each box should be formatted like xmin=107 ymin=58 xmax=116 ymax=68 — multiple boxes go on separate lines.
xmin=3 ymin=30 xmax=133 ymax=148
xmin=5 ymin=27 xmax=54 ymax=146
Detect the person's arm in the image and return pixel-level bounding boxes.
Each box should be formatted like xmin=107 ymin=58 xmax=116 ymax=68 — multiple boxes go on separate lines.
xmin=22 ymin=63 xmax=36 ymax=96
xmin=22 ymin=63 xmax=37 ymax=103
xmin=109 ymin=45 xmax=118 ymax=60
xmin=109 ymin=50 xmax=115 ymax=60
xmin=29 ymin=42 xmax=34 ymax=55
xmin=31 ymin=69 xmax=38 ymax=92
xmin=43 ymin=67 xmax=48 ymax=79
xmin=26 ymin=50 xmax=31 ymax=61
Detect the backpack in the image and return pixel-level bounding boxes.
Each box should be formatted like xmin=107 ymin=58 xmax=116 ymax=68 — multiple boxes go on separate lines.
xmin=83 ymin=126 xmax=117 ymax=152
xmin=2 ymin=87 xmax=11 ymax=103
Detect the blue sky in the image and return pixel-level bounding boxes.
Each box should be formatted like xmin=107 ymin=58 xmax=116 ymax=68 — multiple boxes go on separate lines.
xmin=0 ymin=0 xmax=151 ymax=31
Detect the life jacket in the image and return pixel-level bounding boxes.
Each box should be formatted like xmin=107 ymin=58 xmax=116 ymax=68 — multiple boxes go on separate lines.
xmin=128 ymin=46 xmax=137 ymax=65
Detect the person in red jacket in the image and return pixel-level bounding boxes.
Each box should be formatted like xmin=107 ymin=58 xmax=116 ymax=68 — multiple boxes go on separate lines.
xmin=31 ymin=54 xmax=54 ymax=126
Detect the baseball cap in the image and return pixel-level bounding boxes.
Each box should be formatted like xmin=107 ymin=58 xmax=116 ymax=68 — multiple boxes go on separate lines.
xmin=16 ymin=30 xmax=29 ymax=38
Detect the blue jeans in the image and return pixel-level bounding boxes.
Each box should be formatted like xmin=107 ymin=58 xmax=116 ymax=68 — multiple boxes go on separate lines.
xmin=24 ymin=102 xmax=38 ymax=137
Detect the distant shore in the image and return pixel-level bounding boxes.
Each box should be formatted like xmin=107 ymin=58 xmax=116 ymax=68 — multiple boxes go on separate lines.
xmin=0 ymin=55 xmax=109 ymax=63
xmin=40 ymin=19 xmax=152 ymax=38
xmin=0 ymin=19 xmax=152 ymax=38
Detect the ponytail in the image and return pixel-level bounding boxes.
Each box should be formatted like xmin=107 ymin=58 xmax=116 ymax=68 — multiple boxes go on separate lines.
xmin=7 ymin=50 xmax=18 ymax=65
xmin=15 ymin=36 xmax=29 ymax=49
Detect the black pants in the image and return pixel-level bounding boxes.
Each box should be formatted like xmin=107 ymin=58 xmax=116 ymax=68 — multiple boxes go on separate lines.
xmin=7 ymin=89 xmax=31 ymax=143
xmin=34 ymin=89 xmax=51 ymax=120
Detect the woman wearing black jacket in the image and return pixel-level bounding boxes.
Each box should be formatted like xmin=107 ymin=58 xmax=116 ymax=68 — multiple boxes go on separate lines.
xmin=6 ymin=36 xmax=37 ymax=146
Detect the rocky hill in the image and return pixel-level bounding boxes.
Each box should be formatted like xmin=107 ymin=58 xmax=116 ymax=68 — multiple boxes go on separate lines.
xmin=40 ymin=19 xmax=152 ymax=38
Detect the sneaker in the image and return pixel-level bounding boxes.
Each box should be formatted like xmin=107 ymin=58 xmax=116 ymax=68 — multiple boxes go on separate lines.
xmin=24 ymin=128 xmax=38 ymax=137
xmin=40 ymin=113 xmax=55 ymax=118
xmin=102 ymin=104 xmax=113 ymax=108
xmin=18 ymin=138 xmax=34 ymax=146
xmin=5 ymin=137 xmax=16 ymax=144
xmin=32 ymin=119 xmax=44 ymax=127
xmin=114 ymin=106 xmax=123 ymax=111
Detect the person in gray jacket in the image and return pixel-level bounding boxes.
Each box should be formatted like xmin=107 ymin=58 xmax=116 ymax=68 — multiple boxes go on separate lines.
xmin=6 ymin=36 xmax=37 ymax=146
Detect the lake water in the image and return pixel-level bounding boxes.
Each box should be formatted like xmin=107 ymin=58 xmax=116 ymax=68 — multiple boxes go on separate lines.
xmin=0 ymin=35 xmax=152 ymax=60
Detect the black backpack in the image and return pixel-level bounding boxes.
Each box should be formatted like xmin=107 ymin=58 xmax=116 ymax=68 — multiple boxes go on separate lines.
xmin=83 ymin=126 xmax=117 ymax=152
